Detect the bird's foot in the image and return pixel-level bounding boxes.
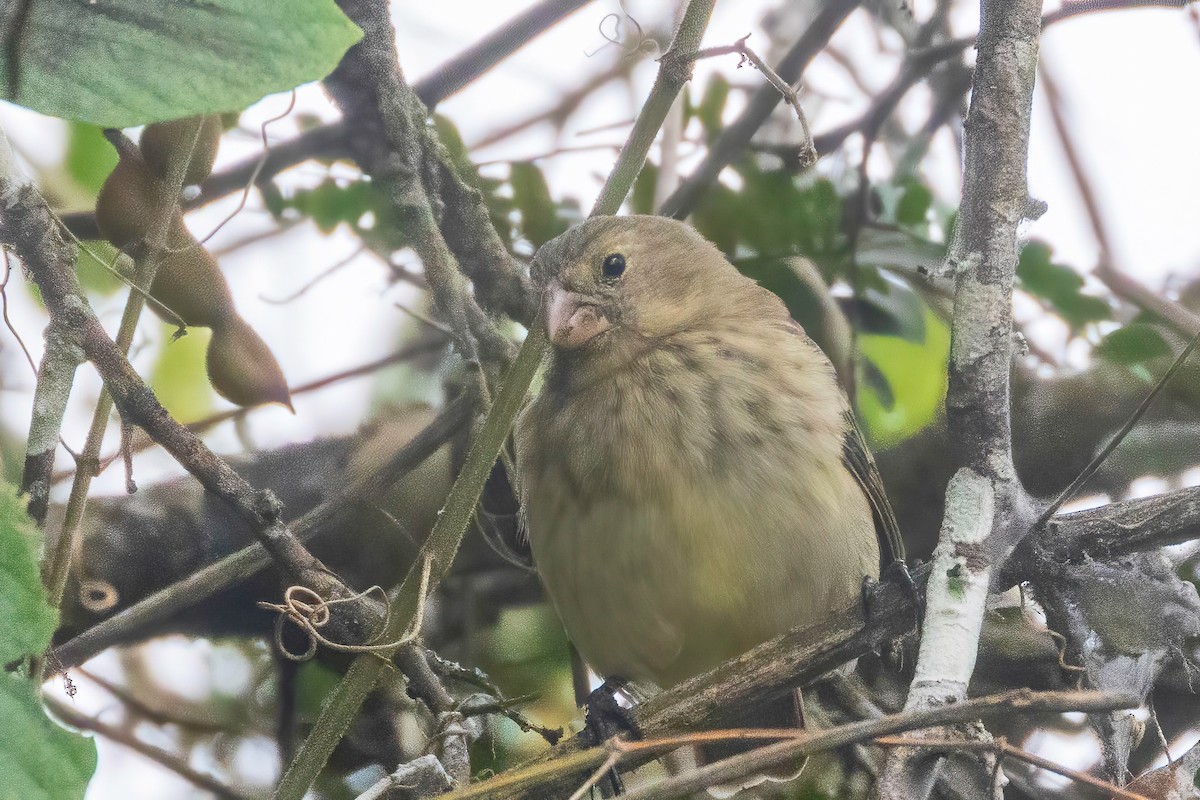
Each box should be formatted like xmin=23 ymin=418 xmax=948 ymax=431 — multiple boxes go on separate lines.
xmin=863 ymin=559 xmax=923 ymax=632
xmin=584 ymin=677 xmax=639 ymax=796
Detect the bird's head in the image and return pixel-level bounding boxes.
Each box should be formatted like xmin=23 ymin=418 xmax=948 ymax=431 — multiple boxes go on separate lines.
xmin=530 ymin=215 xmax=756 ymax=352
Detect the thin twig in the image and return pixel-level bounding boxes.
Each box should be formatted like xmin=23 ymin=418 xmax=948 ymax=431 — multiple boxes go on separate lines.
xmin=51 ymin=335 xmax=447 ymax=484
xmin=1035 ymin=326 xmax=1200 ymax=526
xmin=875 ymin=736 xmax=1151 ymax=800
xmin=261 ymin=244 xmax=365 ymax=305
xmin=685 ymin=34 xmax=816 ymax=166
xmin=438 ymin=690 xmax=1137 ymax=800
xmin=45 ymin=696 xmax=251 ymax=800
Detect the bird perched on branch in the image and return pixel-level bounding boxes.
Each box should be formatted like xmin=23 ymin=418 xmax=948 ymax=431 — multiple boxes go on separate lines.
xmin=515 ymin=215 xmax=904 ymax=790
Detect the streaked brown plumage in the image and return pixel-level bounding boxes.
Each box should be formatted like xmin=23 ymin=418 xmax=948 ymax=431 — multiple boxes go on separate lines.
xmin=515 ymin=215 xmax=901 ymax=691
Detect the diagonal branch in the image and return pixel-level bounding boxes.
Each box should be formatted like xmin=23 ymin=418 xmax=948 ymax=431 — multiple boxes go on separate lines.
xmin=270 ymin=2 xmax=718 ymax=797
xmin=0 ymin=131 xmax=382 ymax=655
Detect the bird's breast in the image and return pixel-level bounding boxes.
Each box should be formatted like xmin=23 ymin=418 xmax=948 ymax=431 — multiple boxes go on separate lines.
xmin=516 ymin=331 xmax=878 ymax=686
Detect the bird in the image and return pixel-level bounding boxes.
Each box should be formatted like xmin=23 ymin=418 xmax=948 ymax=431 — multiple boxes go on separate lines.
xmin=514 ymin=214 xmax=904 ymax=787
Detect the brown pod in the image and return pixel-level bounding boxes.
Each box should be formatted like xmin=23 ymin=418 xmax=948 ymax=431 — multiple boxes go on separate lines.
xmin=206 ymin=315 xmax=293 ymax=411
xmin=147 ymin=224 xmax=235 ymax=327
xmin=140 ymin=114 xmax=222 ymax=185
xmin=95 ymin=153 xmax=174 ymax=250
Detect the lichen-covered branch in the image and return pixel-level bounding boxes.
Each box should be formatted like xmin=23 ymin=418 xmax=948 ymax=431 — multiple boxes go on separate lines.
xmin=877 ymin=0 xmax=1043 ymax=796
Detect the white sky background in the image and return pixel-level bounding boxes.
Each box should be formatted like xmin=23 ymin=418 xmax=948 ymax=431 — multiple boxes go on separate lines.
xmin=1 ymin=1 xmax=1199 ymax=797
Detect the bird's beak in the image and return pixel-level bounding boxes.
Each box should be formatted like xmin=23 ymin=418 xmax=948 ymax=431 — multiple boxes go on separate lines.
xmin=543 ymin=282 xmax=612 ymax=349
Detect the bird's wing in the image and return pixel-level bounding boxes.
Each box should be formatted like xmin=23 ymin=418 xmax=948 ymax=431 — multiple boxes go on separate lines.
xmin=841 ymin=409 xmax=905 ymax=570
xmin=778 ymin=315 xmax=905 ymax=569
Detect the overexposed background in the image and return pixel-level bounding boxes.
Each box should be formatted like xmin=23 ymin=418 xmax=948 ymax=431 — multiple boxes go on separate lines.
xmin=2 ymin=1 xmax=1198 ymax=796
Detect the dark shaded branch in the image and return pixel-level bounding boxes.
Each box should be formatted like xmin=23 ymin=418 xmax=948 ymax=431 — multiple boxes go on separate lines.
xmin=51 ymin=394 xmax=470 ymax=670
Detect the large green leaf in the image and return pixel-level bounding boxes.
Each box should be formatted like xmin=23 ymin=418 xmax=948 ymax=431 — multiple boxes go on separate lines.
xmin=0 ymin=482 xmax=97 ymax=800
xmin=0 ymin=484 xmax=57 ymax=664
xmin=0 ymin=677 xmax=98 ymax=800
xmin=0 ymin=0 xmax=362 ymax=127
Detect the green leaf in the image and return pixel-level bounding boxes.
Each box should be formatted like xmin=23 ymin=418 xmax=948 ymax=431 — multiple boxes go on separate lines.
xmin=510 ymin=162 xmax=567 ymax=247
xmin=895 ymin=180 xmax=933 ymax=226
xmin=283 ymin=179 xmax=383 ymax=235
xmin=64 ymin=123 xmax=118 ymax=196
xmin=0 ymin=0 xmax=362 ymax=127
xmin=0 ymin=482 xmax=96 ymax=799
xmin=150 ymin=325 xmax=215 ymax=423
xmin=74 ymin=242 xmax=126 ymax=296
xmin=839 ymin=276 xmax=927 ymax=343
xmin=1095 ymin=323 xmax=1172 ymax=364
xmin=0 ymin=677 xmax=98 ymax=800
xmin=856 ymin=308 xmax=951 ymax=447
xmin=692 ymin=75 xmax=730 ymax=141
xmin=0 ymin=483 xmax=58 ymax=663
xmin=1017 ymin=241 xmax=1111 ymax=329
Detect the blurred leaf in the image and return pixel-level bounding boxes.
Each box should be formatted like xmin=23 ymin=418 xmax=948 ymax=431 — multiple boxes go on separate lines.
xmin=1095 ymin=323 xmax=1172 ymax=365
xmin=860 ymin=356 xmax=895 ymax=410
xmin=736 ymin=256 xmax=827 ymax=332
xmin=74 ymin=242 xmax=126 ymax=296
xmin=0 ymin=483 xmax=57 ymax=663
xmin=692 ymin=75 xmax=730 ymax=142
xmin=510 ymin=162 xmax=567 ymax=247
xmin=895 ymin=179 xmax=933 ymax=226
xmin=150 ymin=325 xmax=214 ymax=423
xmin=64 ymin=122 xmax=118 ymax=196
xmin=630 ymin=162 xmax=658 ymax=215
xmin=1017 ymin=241 xmax=1111 ymax=329
xmin=0 ymin=0 xmax=361 ymax=127
xmin=0 ymin=482 xmax=96 ymax=800
xmin=855 ymin=227 xmax=944 ymax=276
xmin=857 ymin=308 xmax=950 ymax=447
xmin=281 ymin=179 xmax=384 ymax=235
xmin=839 ymin=276 xmax=927 ymax=342
xmin=294 ymin=660 xmax=343 ymax=721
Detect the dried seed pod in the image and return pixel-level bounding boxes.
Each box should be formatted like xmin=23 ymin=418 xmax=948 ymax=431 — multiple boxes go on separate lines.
xmin=140 ymin=114 xmax=222 ymax=185
xmin=206 ymin=315 xmax=293 ymax=410
xmin=147 ymin=225 xmax=235 ymax=327
xmin=95 ymin=153 xmax=174 ymax=250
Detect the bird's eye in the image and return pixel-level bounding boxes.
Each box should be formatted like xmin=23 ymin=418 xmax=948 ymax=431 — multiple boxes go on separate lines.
xmin=602 ymin=253 xmax=626 ymax=280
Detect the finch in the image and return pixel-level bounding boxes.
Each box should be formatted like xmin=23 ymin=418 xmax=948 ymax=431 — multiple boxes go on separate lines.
xmin=514 ymin=215 xmax=902 ymax=778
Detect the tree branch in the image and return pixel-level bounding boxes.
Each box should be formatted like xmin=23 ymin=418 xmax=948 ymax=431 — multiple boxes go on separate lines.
xmin=658 ymin=0 xmax=860 ymax=218
xmin=0 ymin=130 xmax=382 ymax=657
xmin=270 ymin=2 xmax=717 ymax=796
xmin=873 ymin=0 xmax=1044 ymax=793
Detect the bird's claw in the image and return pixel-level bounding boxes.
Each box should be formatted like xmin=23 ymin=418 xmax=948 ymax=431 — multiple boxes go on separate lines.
xmin=584 ymin=677 xmax=638 ymax=797
xmin=863 ymin=559 xmax=923 ymax=632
